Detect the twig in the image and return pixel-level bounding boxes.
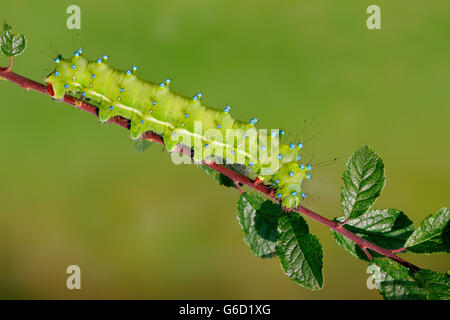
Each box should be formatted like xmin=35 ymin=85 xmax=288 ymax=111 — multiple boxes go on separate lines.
xmin=233 ymin=180 xmax=244 ymax=194
xmin=0 ymin=66 xmax=421 ymax=273
xmin=359 ymin=244 xmax=373 ymax=261
xmin=6 ymin=57 xmax=13 ymax=72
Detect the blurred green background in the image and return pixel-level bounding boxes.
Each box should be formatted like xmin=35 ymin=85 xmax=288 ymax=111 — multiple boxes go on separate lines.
xmin=0 ymin=0 xmax=448 ymax=299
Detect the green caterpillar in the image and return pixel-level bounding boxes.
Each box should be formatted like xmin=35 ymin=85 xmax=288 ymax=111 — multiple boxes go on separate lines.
xmin=45 ymin=49 xmax=311 ymax=208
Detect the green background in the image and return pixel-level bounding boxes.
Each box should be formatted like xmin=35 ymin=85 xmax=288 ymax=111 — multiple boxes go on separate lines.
xmin=0 ymin=0 xmax=448 ymax=299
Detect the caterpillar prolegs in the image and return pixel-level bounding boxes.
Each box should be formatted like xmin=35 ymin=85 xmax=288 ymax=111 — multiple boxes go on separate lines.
xmin=45 ymin=50 xmax=312 ymax=208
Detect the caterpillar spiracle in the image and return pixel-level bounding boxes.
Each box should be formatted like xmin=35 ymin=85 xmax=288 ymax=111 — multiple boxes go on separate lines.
xmin=45 ymin=49 xmax=312 ymax=209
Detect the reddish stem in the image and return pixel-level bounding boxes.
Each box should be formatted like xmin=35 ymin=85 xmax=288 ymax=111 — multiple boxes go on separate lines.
xmin=5 ymin=57 xmax=13 ymax=72
xmin=0 ymin=67 xmax=421 ymax=273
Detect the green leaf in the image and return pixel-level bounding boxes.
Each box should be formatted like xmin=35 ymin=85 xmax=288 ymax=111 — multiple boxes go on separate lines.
xmin=368 ymin=258 xmax=427 ymax=300
xmin=405 ymin=207 xmax=450 ymax=253
xmin=331 ymin=209 xmax=414 ymax=261
xmin=237 ymin=193 xmax=284 ymax=258
xmin=201 ymin=164 xmax=236 ymax=188
xmin=132 ymin=138 xmax=152 ymax=152
xmin=276 ymin=214 xmax=323 ymax=290
xmin=414 ymin=269 xmax=450 ymax=300
xmin=341 ymin=145 xmax=385 ymax=219
xmin=370 ymin=259 xmax=450 ymax=300
xmin=0 ymin=23 xmax=27 ymax=57
xmin=340 ymin=209 xmax=403 ymax=233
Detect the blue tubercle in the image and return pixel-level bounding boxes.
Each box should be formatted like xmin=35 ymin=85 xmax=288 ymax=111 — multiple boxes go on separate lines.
xmin=249 ymin=118 xmax=258 ymax=125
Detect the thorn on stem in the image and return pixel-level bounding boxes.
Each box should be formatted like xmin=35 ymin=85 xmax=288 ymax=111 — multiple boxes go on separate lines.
xmin=337 ymin=219 xmax=349 ymax=228
xmin=269 ymin=188 xmax=277 ymax=198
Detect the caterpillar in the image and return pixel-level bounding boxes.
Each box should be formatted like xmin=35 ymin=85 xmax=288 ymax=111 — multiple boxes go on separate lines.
xmin=45 ymin=49 xmax=312 ymax=208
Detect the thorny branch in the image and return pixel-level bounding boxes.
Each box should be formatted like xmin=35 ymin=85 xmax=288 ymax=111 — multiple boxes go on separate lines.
xmin=0 ymin=62 xmax=420 ymax=273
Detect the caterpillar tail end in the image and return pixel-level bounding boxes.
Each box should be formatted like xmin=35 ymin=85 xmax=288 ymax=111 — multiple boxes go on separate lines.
xmin=45 ymin=75 xmax=66 ymax=100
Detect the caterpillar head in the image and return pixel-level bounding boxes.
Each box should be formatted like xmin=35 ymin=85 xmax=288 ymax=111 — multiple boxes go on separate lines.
xmin=274 ymin=162 xmax=310 ymax=209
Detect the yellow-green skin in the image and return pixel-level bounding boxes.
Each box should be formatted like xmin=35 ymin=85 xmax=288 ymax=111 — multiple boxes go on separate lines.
xmin=45 ymin=52 xmax=311 ymax=208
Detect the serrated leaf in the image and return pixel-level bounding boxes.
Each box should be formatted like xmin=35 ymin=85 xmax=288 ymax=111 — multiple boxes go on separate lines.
xmin=405 ymin=207 xmax=450 ymax=253
xmin=331 ymin=209 xmax=414 ymax=261
xmin=368 ymin=258 xmax=427 ymax=300
xmin=237 ymin=193 xmax=284 ymax=258
xmin=132 ymin=138 xmax=152 ymax=152
xmin=201 ymin=164 xmax=236 ymax=188
xmin=340 ymin=209 xmax=403 ymax=233
xmin=0 ymin=23 xmax=27 ymax=57
xmin=276 ymin=214 xmax=323 ymax=290
xmin=414 ymin=269 xmax=450 ymax=300
xmin=341 ymin=145 xmax=385 ymax=219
